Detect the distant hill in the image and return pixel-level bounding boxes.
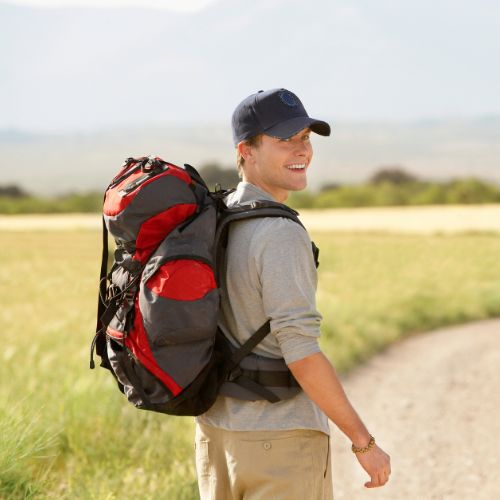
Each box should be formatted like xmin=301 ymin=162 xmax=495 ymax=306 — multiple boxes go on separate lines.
xmin=2 ymin=117 xmax=499 ymax=195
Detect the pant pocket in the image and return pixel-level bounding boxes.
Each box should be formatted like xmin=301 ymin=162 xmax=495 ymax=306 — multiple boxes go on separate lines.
xmin=324 ymin=436 xmax=330 ymax=478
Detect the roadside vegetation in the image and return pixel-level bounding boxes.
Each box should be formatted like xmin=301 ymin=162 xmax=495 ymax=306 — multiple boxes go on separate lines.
xmin=1 ymin=230 xmax=499 ymax=498
xmin=1 ymin=167 xmax=500 ymax=214
xmin=288 ymin=168 xmax=500 ymax=208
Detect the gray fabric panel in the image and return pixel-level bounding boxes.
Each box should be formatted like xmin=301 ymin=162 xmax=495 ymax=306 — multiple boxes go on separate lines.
xmin=238 ymin=352 xmax=290 ymax=372
xmin=105 ymin=174 xmax=196 ymax=245
xmin=219 ymin=382 xmax=301 ymax=401
xmin=139 ymin=288 xmax=219 ymax=345
xmin=108 ymin=313 xmax=126 ymax=334
xmin=156 ymin=204 xmax=216 ymax=261
xmin=107 ymin=338 xmax=172 ymax=406
xmin=106 ymin=266 xmax=136 ymax=334
xmin=138 ymin=263 xmax=218 ymax=387
xmin=150 ymin=338 xmax=214 ymax=389
xmin=141 ymin=205 xmax=217 ymax=282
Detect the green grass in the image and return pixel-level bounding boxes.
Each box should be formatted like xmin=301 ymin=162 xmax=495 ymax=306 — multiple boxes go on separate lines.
xmin=0 ymin=193 xmax=102 ymax=214
xmin=1 ymin=230 xmax=499 ymax=498
xmin=313 ymin=231 xmax=500 ymax=369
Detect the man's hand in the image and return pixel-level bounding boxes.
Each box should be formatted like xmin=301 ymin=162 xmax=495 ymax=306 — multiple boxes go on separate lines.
xmin=354 ymin=444 xmax=391 ymax=488
xmin=288 ymin=352 xmax=392 ymax=488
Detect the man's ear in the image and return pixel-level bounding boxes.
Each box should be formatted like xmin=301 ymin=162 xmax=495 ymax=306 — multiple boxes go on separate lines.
xmin=237 ymin=141 xmax=252 ymax=162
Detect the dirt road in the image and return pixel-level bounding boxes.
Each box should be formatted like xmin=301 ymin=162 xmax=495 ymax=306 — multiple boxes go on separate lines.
xmin=330 ymin=319 xmax=500 ymax=499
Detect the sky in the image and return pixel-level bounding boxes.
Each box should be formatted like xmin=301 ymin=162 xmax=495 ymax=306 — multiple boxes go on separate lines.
xmin=2 ymin=0 xmax=500 ymax=133
xmin=3 ymin=0 xmax=218 ymax=12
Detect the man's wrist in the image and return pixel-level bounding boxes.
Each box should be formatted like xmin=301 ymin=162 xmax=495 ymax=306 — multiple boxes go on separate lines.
xmin=351 ymin=435 xmax=376 ymax=454
xmin=350 ymin=432 xmax=373 ymax=449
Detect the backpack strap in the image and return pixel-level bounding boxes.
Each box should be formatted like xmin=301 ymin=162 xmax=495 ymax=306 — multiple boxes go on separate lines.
xmin=90 ymin=215 xmax=110 ymax=369
xmin=225 ymin=320 xmax=271 ymax=370
xmin=214 ymin=201 xmax=305 ymax=287
xmin=215 ymin=202 xmax=310 ymax=403
xmin=222 ymin=321 xmax=281 ymax=403
xmin=97 ymin=215 xmax=109 ymax=333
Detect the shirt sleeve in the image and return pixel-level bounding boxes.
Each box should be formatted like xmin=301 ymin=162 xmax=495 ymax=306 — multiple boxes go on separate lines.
xmin=252 ymin=217 xmax=323 ymax=364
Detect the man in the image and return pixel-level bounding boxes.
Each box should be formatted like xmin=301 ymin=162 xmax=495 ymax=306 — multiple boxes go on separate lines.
xmin=195 ymin=88 xmax=391 ymax=499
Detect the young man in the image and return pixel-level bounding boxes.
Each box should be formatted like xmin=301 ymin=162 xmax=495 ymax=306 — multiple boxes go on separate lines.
xmin=195 ymin=89 xmax=391 ymax=499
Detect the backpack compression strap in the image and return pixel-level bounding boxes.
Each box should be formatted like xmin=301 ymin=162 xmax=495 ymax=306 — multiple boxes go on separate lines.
xmin=222 ymin=321 xmax=281 ymax=403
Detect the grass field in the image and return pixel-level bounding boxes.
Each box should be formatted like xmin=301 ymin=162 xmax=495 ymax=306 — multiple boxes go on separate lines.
xmin=1 ymin=230 xmax=499 ymax=498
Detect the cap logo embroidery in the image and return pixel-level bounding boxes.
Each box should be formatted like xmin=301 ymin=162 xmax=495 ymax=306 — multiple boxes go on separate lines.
xmin=279 ymin=90 xmax=298 ymax=107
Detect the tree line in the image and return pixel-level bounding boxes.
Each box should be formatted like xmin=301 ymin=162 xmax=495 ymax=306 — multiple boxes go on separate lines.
xmin=1 ymin=166 xmax=500 ymax=214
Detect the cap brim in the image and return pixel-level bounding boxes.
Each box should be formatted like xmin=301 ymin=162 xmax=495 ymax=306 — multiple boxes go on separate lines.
xmin=264 ymin=116 xmax=331 ymax=139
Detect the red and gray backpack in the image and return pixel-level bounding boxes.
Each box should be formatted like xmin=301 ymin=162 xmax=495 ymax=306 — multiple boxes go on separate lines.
xmin=90 ymin=156 xmax=316 ymax=416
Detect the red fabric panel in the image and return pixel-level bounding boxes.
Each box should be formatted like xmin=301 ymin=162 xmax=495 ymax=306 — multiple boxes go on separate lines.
xmin=103 ymin=165 xmax=192 ymax=217
xmin=106 ymin=326 xmax=125 ymax=340
xmin=146 ymin=260 xmax=216 ymax=300
xmin=125 ymin=301 xmax=182 ymax=396
xmin=133 ymin=203 xmax=197 ymax=264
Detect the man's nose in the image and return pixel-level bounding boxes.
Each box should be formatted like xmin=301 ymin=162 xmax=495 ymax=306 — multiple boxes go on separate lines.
xmin=294 ymin=141 xmax=310 ymax=156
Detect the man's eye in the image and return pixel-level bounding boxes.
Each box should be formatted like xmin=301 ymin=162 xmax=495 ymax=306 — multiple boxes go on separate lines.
xmin=303 ymin=135 xmax=310 ymax=141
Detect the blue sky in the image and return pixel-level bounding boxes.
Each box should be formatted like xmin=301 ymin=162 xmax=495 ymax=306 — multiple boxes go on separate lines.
xmin=2 ymin=0 xmax=500 ymax=132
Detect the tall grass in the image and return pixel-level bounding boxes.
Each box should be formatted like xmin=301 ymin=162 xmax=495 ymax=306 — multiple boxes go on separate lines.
xmin=313 ymin=231 xmax=500 ymax=368
xmin=1 ymin=230 xmax=499 ymax=498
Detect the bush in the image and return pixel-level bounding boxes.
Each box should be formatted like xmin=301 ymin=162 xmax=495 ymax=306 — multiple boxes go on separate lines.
xmin=0 ymin=185 xmax=30 ymax=198
xmin=0 ymin=192 xmax=102 ymax=214
xmin=287 ymin=190 xmax=316 ymax=209
xmin=310 ymin=177 xmax=500 ymax=209
xmin=198 ymin=163 xmax=239 ymax=191
xmin=445 ymin=178 xmax=500 ymax=204
xmin=369 ymin=166 xmax=418 ymax=185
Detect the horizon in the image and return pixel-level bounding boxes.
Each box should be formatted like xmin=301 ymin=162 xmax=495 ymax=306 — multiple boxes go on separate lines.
xmin=2 ymin=113 xmax=500 ymax=136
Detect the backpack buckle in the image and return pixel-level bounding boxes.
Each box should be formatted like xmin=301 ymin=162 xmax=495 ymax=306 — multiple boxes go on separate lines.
xmin=141 ymin=156 xmax=167 ymax=173
xmin=227 ymin=366 xmax=242 ymax=382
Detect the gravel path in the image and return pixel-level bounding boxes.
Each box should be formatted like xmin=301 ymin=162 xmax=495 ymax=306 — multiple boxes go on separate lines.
xmin=330 ymin=319 xmax=500 ymax=499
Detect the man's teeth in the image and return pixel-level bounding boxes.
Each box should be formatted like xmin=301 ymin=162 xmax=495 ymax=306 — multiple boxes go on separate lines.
xmin=286 ymin=164 xmax=306 ymax=170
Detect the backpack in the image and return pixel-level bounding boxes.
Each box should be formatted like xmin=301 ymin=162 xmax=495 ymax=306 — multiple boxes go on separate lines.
xmin=90 ymin=156 xmax=316 ymax=416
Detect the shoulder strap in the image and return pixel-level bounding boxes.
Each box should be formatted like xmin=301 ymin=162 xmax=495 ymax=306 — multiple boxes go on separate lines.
xmin=214 ymin=201 xmax=304 ymax=286
xmin=214 ymin=201 xmax=311 ymax=403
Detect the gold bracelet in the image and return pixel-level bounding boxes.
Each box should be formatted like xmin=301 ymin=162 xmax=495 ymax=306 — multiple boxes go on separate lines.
xmin=351 ymin=435 xmax=375 ymax=454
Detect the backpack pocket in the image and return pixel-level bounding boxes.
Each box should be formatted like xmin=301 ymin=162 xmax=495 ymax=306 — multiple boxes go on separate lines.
xmin=107 ymin=337 xmax=173 ymax=406
xmin=141 ymin=259 xmax=218 ymax=344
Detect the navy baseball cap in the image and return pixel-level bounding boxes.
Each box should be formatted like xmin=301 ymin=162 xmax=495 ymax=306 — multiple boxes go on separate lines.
xmin=231 ymin=88 xmax=331 ymax=146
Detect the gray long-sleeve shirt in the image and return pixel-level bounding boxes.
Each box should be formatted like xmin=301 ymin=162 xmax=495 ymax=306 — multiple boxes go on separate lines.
xmin=196 ymin=182 xmax=329 ymax=434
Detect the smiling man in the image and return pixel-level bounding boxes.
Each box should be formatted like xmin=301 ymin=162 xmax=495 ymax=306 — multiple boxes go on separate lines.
xmin=195 ymin=88 xmax=391 ymax=500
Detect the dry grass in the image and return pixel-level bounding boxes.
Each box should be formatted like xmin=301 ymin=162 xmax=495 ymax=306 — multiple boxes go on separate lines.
xmin=1 ymin=229 xmax=499 ymax=498
xmin=1 ymin=204 xmax=499 ymax=234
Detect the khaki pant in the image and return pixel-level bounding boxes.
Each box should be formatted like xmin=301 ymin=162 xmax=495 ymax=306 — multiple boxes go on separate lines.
xmin=195 ymin=422 xmax=333 ymax=500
